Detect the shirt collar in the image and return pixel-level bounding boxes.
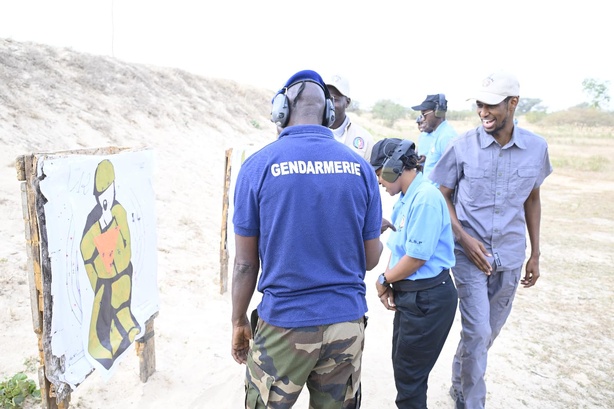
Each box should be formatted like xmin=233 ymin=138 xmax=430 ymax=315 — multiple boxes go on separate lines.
xmin=400 ymin=172 xmax=424 ymax=203
xmin=429 ymin=120 xmax=447 ymax=137
xmin=478 ymin=126 xmax=527 ymax=150
xmin=278 ymin=124 xmax=333 ymax=139
xmin=331 ymin=115 xmax=350 ymax=139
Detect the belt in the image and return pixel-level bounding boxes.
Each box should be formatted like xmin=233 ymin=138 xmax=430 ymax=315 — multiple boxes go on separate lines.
xmin=391 ymin=269 xmax=450 ymax=292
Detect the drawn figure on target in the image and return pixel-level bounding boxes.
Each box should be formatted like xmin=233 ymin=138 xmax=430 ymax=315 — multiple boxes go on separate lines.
xmin=80 ymin=159 xmax=141 ymax=370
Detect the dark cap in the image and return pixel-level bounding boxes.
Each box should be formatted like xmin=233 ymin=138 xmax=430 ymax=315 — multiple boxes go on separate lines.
xmin=411 ymin=94 xmax=441 ymax=111
xmin=369 ymin=138 xmax=416 ymax=170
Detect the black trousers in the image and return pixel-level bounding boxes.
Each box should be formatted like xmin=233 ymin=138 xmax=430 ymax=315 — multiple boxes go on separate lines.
xmin=391 ymin=277 xmax=458 ymax=409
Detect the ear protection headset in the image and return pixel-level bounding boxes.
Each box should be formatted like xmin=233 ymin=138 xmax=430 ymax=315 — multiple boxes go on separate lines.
xmin=381 ymin=139 xmax=416 ymax=183
xmin=271 ymin=80 xmax=335 ymax=128
xmin=434 ymin=93 xmax=448 ymax=118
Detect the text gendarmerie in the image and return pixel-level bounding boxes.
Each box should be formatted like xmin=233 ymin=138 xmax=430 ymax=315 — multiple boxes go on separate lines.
xmin=270 ymin=161 xmax=362 ymax=177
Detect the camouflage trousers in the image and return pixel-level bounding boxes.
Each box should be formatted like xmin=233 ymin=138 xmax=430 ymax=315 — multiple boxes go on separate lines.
xmin=245 ymin=317 xmax=365 ymax=409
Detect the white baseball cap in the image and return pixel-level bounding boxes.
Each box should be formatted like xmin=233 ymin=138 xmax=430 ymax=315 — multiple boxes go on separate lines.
xmin=326 ymin=74 xmax=351 ymax=98
xmin=468 ymin=71 xmax=520 ymax=105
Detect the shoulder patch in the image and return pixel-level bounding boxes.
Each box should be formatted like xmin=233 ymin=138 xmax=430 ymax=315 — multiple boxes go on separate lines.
xmin=353 ymin=137 xmax=365 ymax=150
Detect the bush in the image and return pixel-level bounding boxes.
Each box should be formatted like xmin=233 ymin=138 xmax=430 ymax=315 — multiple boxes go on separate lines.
xmin=0 ymin=373 xmax=40 ymax=408
xmin=446 ymin=110 xmax=475 ymax=121
xmin=533 ymin=107 xmax=614 ymax=127
xmin=371 ymin=99 xmax=407 ymax=127
xmin=525 ymin=111 xmax=548 ymax=124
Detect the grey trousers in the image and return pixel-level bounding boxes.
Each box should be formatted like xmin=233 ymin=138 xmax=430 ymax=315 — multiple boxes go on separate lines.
xmin=450 ymin=251 xmax=521 ymax=409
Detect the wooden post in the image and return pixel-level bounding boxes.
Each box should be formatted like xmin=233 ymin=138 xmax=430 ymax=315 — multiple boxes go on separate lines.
xmin=16 ymin=154 xmax=71 ymax=409
xmin=220 ymin=148 xmax=232 ymax=294
xmin=135 ymin=312 xmax=158 ymax=383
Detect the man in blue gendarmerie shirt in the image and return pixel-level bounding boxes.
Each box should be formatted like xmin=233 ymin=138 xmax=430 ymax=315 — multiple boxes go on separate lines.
xmin=231 ymin=69 xmax=383 ymax=408
xmin=430 ymin=71 xmax=553 ymax=409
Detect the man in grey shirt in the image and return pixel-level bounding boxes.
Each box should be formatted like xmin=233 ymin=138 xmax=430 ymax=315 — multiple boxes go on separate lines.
xmin=429 ymin=71 xmax=553 ymax=409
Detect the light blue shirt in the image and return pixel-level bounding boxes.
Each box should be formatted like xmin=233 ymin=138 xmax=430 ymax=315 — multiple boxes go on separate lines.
xmin=429 ymin=126 xmax=553 ymax=270
xmin=417 ymin=131 xmax=433 ymax=158
xmin=386 ymin=173 xmax=455 ymax=280
xmin=422 ymin=120 xmax=457 ymax=185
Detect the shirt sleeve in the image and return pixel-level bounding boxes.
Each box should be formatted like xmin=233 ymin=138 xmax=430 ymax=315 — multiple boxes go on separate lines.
xmin=403 ymin=194 xmax=443 ymax=261
xmin=362 ymin=166 xmax=383 ymax=241
xmin=232 ymin=163 xmax=260 ymax=237
xmin=429 ymin=142 xmax=459 ymax=189
xmin=535 ymin=146 xmax=553 ymax=188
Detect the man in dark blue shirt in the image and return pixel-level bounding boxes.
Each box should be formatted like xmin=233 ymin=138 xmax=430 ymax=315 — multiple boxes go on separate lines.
xmin=231 ymin=69 xmax=383 ymax=408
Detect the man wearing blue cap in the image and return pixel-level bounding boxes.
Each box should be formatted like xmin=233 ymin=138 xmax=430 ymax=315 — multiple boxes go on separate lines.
xmin=411 ymin=94 xmax=457 ymax=186
xmin=231 ymin=69 xmax=383 ymax=408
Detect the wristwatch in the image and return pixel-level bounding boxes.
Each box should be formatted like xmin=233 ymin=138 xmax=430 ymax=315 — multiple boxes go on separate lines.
xmin=378 ymin=273 xmax=389 ymax=286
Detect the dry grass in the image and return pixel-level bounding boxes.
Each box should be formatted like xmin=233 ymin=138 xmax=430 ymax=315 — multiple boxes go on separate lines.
xmin=0 ymin=36 xmax=613 ymax=408
xmin=0 ymin=38 xmax=274 ymax=153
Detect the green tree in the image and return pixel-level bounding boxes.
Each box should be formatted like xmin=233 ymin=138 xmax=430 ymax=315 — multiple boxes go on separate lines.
xmin=371 ymin=99 xmax=407 ymax=127
xmin=516 ymin=98 xmax=543 ymax=115
xmin=347 ymin=99 xmax=361 ymax=113
xmin=582 ymin=78 xmax=611 ymax=109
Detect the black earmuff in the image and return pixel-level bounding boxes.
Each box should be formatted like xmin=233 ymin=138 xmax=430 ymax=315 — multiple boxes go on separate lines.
xmin=270 ymin=80 xmax=335 ymax=128
xmin=434 ymin=93 xmax=447 ymax=118
xmin=381 ymin=140 xmax=415 ymax=183
xmin=324 ymin=96 xmax=335 ymax=127
xmin=271 ymin=91 xmax=290 ymax=127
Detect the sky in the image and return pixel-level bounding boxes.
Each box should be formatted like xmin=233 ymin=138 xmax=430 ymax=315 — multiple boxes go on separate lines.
xmin=1 ymin=0 xmax=612 ymax=112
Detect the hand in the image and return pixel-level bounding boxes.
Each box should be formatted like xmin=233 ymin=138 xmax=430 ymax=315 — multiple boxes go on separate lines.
xmin=381 ymin=218 xmax=396 ymax=234
xmin=375 ymin=281 xmax=396 ymax=311
xmin=521 ymin=255 xmax=540 ymax=288
xmin=231 ymin=319 xmax=252 ymax=364
xmin=458 ymin=233 xmax=492 ymax=275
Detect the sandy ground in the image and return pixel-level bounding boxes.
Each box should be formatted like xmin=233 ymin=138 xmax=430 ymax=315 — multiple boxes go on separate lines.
xmin=3 ymin=139 xmax=613 ymax=409
xmin=1 ymin=38 xmax=613 ymax=409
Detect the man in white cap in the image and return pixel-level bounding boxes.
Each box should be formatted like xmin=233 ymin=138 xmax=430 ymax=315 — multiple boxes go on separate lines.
xmin=326 ymin=74 xmax=375 ymax=160
xmin=430 ymin=70 xmax=553 ymax=409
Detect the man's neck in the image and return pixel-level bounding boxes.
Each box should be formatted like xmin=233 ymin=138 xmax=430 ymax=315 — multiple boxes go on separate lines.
xmin=490 ymin=128 xmax=513 ymax=146
xmin=331 ymin=115 xmax=350 ymax=138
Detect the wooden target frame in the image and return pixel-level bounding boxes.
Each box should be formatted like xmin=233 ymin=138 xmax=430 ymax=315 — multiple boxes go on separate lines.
xmin=15 ymin=147 xmax=158 ymax=409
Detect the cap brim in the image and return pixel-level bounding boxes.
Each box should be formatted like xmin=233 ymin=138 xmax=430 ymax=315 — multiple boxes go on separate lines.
xmin=411 ymin=103 xmax=435 ymax=111
xmin=369 ymin=156 xmax=386 ymax=170
xmin=326 ymin=84 xmax=349 ymax=98
xmin=467 ymin=92 xmax=507 ymax=105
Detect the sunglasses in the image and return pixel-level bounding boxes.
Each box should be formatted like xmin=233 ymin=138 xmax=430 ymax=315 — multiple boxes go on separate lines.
xmin=416 ymin=110 xmax=434 ymax=123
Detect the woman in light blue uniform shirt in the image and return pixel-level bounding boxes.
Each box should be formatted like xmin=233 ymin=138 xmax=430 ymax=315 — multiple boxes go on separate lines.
xmin=370 ymin=138 xmax=458 ymax=409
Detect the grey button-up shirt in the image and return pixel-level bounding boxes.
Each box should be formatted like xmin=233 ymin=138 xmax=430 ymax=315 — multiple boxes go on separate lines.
xmin=429 ymin=126 xmax=553 ymax=270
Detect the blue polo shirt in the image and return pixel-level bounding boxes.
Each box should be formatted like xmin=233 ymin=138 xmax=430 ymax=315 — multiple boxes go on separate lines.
xmin=387 ymin=173 xmax=455 ymax=280
xmin=233 ymin=124 xmax=382 ymax=328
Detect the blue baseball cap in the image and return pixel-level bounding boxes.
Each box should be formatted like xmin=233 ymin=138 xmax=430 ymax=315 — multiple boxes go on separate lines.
xmin=273 ymin=69 xmax=330 ymax=101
